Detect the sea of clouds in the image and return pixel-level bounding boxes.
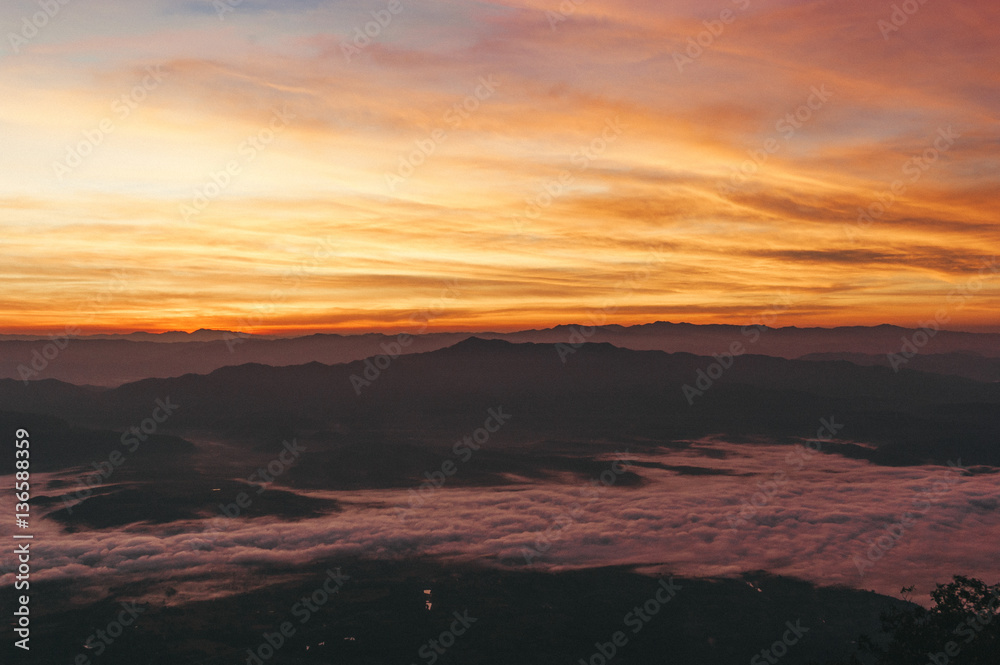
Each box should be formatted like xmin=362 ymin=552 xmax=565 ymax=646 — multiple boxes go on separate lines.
xmin=3 ymin=441 xmax=998 ymax=606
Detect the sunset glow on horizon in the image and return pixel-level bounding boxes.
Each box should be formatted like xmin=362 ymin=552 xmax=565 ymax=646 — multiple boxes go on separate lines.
xmin=2 ymin=0 xmax=999 ymax=335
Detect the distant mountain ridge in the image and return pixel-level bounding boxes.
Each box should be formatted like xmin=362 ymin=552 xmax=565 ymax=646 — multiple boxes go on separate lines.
xmin=0 ymin=322 xmax=997 ymax=386
xmin=0 ymin=328 xmax=258 ymax=342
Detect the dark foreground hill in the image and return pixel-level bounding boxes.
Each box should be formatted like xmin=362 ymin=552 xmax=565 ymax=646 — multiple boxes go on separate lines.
xmin=15 ymin=557 xmax=909 ymax=665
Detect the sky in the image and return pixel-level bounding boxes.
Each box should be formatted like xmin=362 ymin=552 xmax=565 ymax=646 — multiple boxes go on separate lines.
xmin=1 ymin=0 xmax=998 ymax=334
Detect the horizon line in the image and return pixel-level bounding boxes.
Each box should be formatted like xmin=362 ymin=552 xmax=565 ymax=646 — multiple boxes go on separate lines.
xmin=2 ymin=320 xmax=1000 ymax=338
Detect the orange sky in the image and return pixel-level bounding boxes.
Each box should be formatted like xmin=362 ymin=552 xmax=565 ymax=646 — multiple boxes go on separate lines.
xmin=1 ymin=0 xmax=998 ymax=334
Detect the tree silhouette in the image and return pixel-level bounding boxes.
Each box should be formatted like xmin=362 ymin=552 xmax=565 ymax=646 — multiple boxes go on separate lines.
xmin=857 ymin=576 xmax=1000 ymax=665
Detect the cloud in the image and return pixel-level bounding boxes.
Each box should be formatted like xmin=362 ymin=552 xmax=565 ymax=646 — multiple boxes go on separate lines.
xmin=5 ymin=442 xmax=998 ymax=606
xmin=1 ymin=0 xmax=998 ymax=332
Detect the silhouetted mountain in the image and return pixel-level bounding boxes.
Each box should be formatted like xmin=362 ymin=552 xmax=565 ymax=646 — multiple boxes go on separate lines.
xmin=3 ymin=339 xmax=998 ymax=476
xmin=1 ymin=322 xmax=996 ymax=386
xmin=799 ymin=351 xmax=1000 ymax=383
xmin=0 ymin=410 xmax=193 ymax=476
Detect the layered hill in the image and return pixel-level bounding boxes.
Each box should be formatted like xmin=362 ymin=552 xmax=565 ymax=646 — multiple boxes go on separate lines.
xmin=1 ymin=322 xmax=997 ymax=386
